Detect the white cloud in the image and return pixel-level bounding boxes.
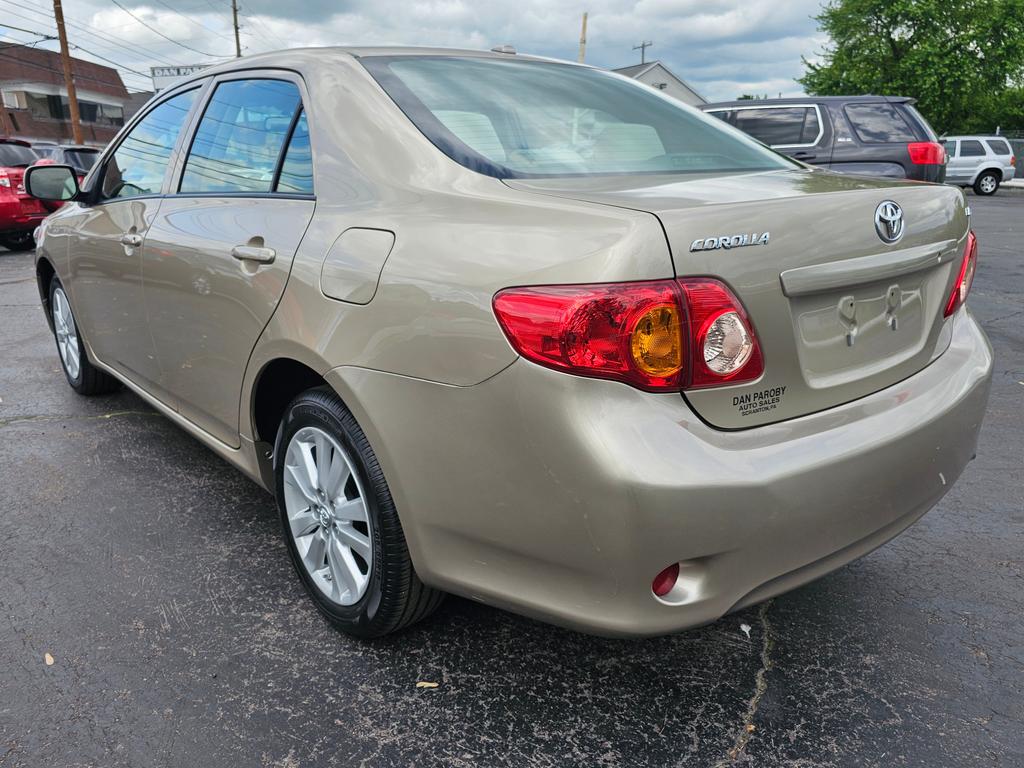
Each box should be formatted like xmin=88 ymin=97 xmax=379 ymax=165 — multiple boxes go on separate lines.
xmin=2 ymin=0 xmax=826 ymax=100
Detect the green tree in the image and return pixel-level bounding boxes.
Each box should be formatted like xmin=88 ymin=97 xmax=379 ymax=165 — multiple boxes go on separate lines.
xmin=800 ymin=0 xmax=1024 ymax=133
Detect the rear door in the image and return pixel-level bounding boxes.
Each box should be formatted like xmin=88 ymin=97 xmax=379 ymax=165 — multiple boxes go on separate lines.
xmin=952 ymin=139 xmax=986 ymax=183
xmin=142 ymin=72 xmax=315 ymax=447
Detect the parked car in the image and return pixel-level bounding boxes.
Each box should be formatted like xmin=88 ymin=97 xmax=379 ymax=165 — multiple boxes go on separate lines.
xmin=26 ymin=49 xmax=991 ymax=638
xmin=32 ymin=144 xmax=101 ymax=176
xmin=701 ymin=96 xmax=947 ymax=182
xmin=941 ymin=135 xmax=1016 ymax=195
xmin=0 ymin=138 xmax=47 ymax=251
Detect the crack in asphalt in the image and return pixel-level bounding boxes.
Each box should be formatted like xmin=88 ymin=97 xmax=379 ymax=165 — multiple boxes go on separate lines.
xmin=715 ymin=599 xmax=775 ymax=766
xmin=0 ymin=409 xmax=156 ymax=429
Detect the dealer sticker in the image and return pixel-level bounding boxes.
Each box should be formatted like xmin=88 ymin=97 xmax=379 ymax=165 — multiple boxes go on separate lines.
xmin=733 ymin=386 xmax=786 ymax=418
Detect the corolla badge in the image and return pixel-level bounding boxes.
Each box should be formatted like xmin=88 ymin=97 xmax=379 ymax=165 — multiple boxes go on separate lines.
xmin=690 ymin=232 xmax=770 ymax=252
xmin=874 ymin=200 xmax=904 ymax=244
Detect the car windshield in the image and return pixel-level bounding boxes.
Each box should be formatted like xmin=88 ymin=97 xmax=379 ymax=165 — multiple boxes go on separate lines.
xmin=65 ymin=150 xmax=99 ymax=171
xmin=0 ymin=144 xmax=39 ymax=167
xmin=362 ymin=56 xmax=794 ymax=178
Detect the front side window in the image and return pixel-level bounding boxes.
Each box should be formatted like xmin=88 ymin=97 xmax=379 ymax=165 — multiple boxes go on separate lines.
xmin=732 ymin=107 xmax=820 ymax=147
xmin=843 ymin=103 xmax=916 ymax=144
xmin=101 ymin=88 xmax=198 ymax=199
xmin=960 ymin=140 xmax=985 ymax=157
xmin=180 ymin=79 xmax=301 ymax=194
xmin=362 ymin=56 xmax=793 ymax=178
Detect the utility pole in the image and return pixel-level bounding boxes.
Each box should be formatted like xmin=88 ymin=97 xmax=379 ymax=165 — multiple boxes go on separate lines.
xmin=231 ymin=0 xmax=241 ymax=58
xmin=577 ymin=11 xmax=588 ymax=63
xmin=52 ymin=0 xmax=82 ymax=145
xmin=633 ymin=40 xmax=652 ymax=64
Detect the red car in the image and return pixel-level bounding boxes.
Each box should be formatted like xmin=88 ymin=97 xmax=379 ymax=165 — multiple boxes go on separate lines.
xmin=0 ymin=138 xmax=49 ymax=251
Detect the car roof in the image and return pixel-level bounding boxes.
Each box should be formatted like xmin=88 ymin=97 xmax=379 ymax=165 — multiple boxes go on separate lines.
xmin=183 ymin=45 xmax=583 ymax=85
xmin=52 ymin=144 xmax=100 ymax=151
xmin=943 ymin=135 xmax=1009 ymax=141
xmin=702 ymin=95 xmax=916 ymax=109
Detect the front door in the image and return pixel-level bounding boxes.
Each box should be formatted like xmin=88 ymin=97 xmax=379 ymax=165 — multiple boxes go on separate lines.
xmin=142 ymin=76 xmax=315 ymax=447
xmin=65 ymin=87 xmax=200 ymax=396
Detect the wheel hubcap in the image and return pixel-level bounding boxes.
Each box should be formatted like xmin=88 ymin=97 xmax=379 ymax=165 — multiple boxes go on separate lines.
xmin=981 ymin=176 xmax=996 ymax=193
xmin=282 ymin=426 xmax=372 ymax=606
xmin=52 ymin=287 xmax=81 ymax=380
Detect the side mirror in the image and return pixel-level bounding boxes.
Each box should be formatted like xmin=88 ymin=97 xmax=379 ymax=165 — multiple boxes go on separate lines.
xmin=25 ymin=164 xmax=80 ymax=202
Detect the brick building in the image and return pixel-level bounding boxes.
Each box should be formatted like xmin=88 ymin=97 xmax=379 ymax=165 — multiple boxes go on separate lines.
xmin=0 ymin=44 xmax=129 ymax=146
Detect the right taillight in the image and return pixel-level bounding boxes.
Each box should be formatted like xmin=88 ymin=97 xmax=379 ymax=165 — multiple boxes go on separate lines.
xmin=944 ymin=230 xmax=978 ymax=317
xmin=0 ymin=170 xmax=10 ymax=188
xmin=492 ymin=277 xmax=763 ymax=392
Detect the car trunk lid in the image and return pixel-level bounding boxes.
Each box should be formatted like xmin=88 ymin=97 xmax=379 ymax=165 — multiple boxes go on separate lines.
xmin=505 ymin=169 xmax=968 ymax=428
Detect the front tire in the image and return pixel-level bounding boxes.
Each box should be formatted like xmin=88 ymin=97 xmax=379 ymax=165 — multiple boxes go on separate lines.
xmin=973 ymin=171 xmax=1000 ymax=196
xmin=274 ymin=387 xmax=444 ymax=638
xmin=49 ymin=277 xmax=120 ymax=395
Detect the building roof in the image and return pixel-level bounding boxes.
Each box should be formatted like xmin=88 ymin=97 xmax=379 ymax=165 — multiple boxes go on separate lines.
xmin=611 ymin=60 xmax=706 ymax=102
xmin=0 ymin=44 xmax=128 ymax=102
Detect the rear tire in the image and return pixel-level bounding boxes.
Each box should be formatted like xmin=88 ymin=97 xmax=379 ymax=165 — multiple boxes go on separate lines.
xmin=274 ymin=387 xmax=444 ymax=638
xmin=973 ymin=171 xmax=1000 ymax=196
xmin=48 ymin=277 xmax=121 ymax=395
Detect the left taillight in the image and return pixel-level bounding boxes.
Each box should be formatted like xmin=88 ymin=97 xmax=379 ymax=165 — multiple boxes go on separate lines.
xmin=944 ymin=230 xmax=978 ymax=317
xmin=0 ymin=170 xmax=10 ymax=188
xmin=492 ymin=278 xmax=763 ymax=392
xmin=908 ymin=141 xmax=946 ymax=165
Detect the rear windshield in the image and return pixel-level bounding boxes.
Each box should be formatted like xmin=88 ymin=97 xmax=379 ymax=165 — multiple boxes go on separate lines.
xmin=844 ymin=103 xmax=917 ymax=143
xmin=65 ymin=149 xmax=99 ymax=171
xmin=0 ymin=144 xmax=38 ymax=167
xmin=361 ymin=56 xmax=794 ymax=178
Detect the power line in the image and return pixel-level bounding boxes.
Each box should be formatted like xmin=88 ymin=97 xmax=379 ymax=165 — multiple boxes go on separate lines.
xmin=107 ymin=0 xmax=222 ymax=57
xmin=0 ymin=22 xmax=55 ymax=40
xmin=148 ymin=0 xmax=234 ymax=42
xmin=0 ymin=0 xmax=184 ymax=67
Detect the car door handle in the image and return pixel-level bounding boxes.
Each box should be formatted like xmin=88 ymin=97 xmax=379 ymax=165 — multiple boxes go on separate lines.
xmin=231 ymin=245 xmax=276 ymax=264
xmin=119 ymin=233 xmax=143 ymax=247
xmin=791 ymin=151 xmax=817 ymax=160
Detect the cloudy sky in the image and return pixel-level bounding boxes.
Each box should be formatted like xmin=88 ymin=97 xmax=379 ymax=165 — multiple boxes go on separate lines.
xmin=1 ymin=0 xmax=828 ymax=101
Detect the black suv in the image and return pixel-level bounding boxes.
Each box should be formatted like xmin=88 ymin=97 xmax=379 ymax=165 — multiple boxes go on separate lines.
xmin=701 ymin=96 xmax=946 ymax=183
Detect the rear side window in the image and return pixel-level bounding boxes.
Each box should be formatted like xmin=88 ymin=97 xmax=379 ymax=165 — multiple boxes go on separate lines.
xmin=843 ymin=103 xmax=916 ymax=143
xmin=731 ymin=107 xmax=820 ymax=146
xmin=275 ymin=110 xmax=313 ymax=194
xmin=102 ymin=88 xmax=198 ymax=199
xmin=180 ymin=79 xmax=302 ymax=194
xmin=0 ymin=143 xmax=38 ymax=166
xmin=960 ymin=140 xmax=985 ymax=157
xmin=985 ymin=139 xmax=1011 ymax=155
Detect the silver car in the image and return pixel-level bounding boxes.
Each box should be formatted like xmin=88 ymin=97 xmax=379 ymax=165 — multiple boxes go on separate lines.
xmin=942 ymin=135 xmax=1016 ymax=195
xmin=25 ymin=48 xmax=992 ymax=638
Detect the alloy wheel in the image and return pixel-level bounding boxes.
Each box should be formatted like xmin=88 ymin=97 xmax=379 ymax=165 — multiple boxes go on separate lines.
xmin=52 ymin=287 xmax=81 ymax=381
xmin=282 ymin=426 xmax=373 ymax=606
xmin=979 ymin=175 xmax=997 ymax=194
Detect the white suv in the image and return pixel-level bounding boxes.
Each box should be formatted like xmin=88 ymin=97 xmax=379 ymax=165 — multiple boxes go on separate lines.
xmin=942 ymin=135 xmax=1016 ymax=195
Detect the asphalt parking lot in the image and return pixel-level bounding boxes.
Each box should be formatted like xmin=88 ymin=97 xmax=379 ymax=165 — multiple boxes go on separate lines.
xmin=1 ymin=193 xmax=1021 ymax=768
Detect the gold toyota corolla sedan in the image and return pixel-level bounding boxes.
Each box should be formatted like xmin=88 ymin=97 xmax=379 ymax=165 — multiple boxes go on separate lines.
xmin=26 ymin=48 xmax=992 ymax=638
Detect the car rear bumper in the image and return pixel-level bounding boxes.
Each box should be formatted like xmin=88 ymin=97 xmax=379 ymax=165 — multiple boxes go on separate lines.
xmin=327 ymin=310 xmax=992 ymax=637
xmin=0 ymin=197 xmax=47 ymax=232
xmin=1002 ymin=166 xmax=1016 ymax=182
